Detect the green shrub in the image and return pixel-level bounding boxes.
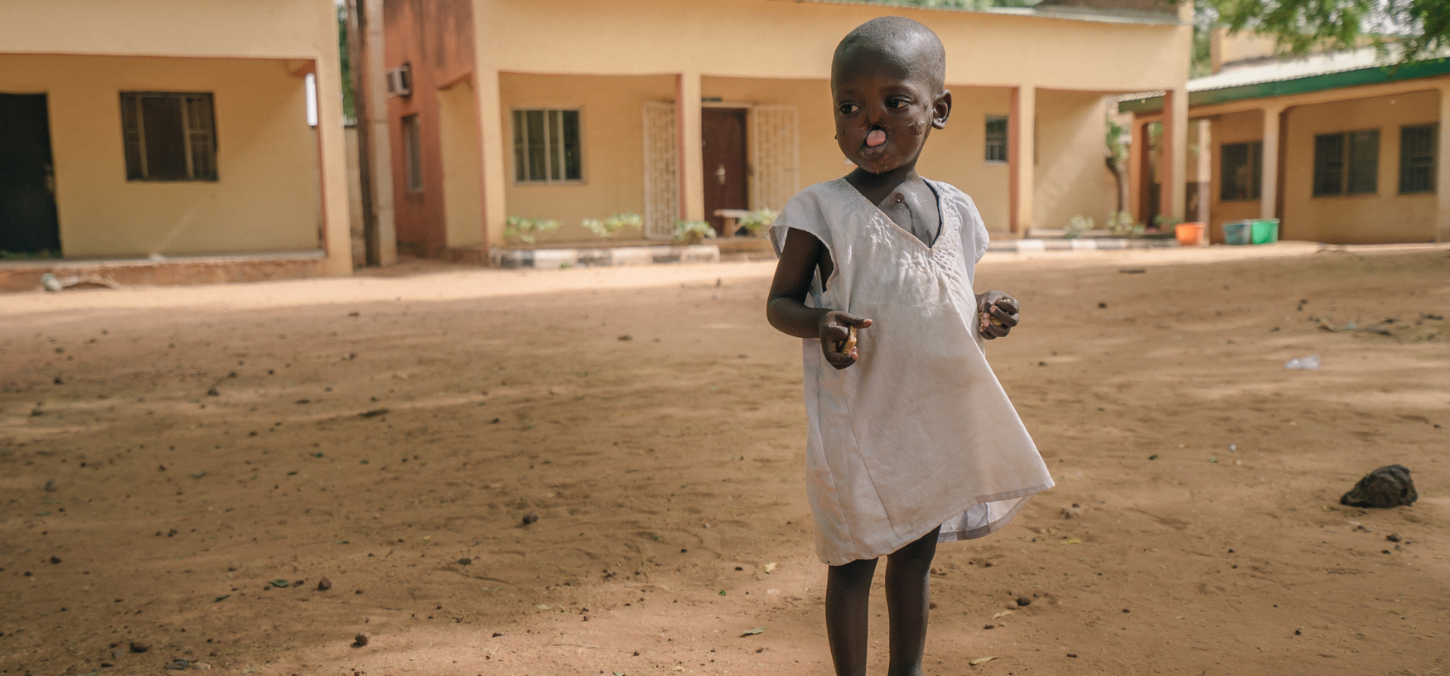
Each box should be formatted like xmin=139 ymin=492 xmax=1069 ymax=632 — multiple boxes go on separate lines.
xmin=504 ymin=217 xmax=559 ymax=244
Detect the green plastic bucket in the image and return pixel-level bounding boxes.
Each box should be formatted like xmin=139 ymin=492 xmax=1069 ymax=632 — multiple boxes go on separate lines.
xmin=1251 ymin=219 xmax=1279 ymax=244
xmin=1222 ymin=220 xmax=1252 ymax=245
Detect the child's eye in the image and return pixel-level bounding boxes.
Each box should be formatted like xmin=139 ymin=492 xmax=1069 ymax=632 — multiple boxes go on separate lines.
xmin=887 ymin=98 xmax=911 ymax=109
xmin=838 ymin=103 xmax=860 ymax=115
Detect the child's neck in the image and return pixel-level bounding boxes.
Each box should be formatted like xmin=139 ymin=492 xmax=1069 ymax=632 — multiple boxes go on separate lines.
xmin=844 ymin=161 xmax=922 ymax=206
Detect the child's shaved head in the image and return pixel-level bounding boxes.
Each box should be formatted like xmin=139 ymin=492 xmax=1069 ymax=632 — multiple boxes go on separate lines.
xmin=832 ymin=16 xmax=946 ymax=93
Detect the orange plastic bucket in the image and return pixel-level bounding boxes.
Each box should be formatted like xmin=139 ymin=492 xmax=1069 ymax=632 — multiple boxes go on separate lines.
xmin=1175 ymin=222 xmax=1207 ymax=247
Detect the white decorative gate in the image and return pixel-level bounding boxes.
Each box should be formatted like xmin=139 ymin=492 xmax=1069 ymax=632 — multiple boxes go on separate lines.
xmin=750 ymin=105 xmax=800 ymax=212
xmin=642 ymin=101 xmax=679 ymax=240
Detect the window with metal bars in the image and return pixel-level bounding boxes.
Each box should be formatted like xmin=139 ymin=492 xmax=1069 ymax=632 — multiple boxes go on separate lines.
xmin=1399 ymin=123 xmax=1437 ymax=194
xmin=1313 ymin=129 xmax=1379 ymax=197
xmin=1219 ymin=141 xmax=1262 ymax=201
xmin=512 ymin=109 xmax=582 ymax=183
xmin=984 ymin=115 xmax=1007 ymax=162
xmin=402 ymin=114 xmax=422 ymax=193
xmin=120 ymin=92 xmax=217 ymax=181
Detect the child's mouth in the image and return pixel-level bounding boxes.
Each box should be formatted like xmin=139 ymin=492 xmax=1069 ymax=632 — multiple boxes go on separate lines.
xmin=865 ymin=129 xmax=887 ymax=148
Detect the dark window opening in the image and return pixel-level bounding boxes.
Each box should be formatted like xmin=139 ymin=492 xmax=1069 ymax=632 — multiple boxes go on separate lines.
xmin=1219 ymin=141 xmax=1262 ymax=201
xmin=402 ymin=114 xmax=422 ymax=193
xmin=512 ymin=108 xmax=582 ymax=183
xmin=984 ymin=115 xmax=1007 ymax=162
xmin=1399 ymin=123 xmax=1437 ymax=194
xmin=1313 ymin=129 xmax=1379 ymax=197
xmin=120 ymin=92 xmax=217 ymax=181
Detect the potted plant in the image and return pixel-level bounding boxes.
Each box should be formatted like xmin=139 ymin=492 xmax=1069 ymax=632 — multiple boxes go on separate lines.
xmin=735 ymin=208 xmax=778 ymax=237
xmin=581 ymin=213 xmax=643 ymax=239
xmin=504 ymin=217 xmax=559 ymax=245
xmin=672 ymin=220 xmax=717 ymax=245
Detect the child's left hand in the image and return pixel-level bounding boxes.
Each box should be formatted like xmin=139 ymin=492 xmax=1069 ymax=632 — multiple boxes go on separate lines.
xmin=977 ymin=291 xmax=1019 ymax=340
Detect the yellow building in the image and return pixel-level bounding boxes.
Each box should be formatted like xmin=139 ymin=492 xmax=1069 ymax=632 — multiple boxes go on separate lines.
xmin=0 ymin=0 xmax=353 ymax=286
xmin=1123 ymin=31 xmax=1450 ymax=244
xmin=380 ymin=0 xmax=1195 ymax=258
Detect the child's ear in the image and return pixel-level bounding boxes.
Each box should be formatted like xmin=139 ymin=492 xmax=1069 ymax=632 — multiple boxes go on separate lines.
xmin=932 ymin=89 xmax=953 ymax=130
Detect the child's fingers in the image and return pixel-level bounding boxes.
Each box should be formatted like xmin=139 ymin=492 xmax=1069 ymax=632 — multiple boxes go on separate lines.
xmin=989 ymin=305 xmax=1019 ymax=328
xmin=836 ymin=312 xmax=873 ymax=329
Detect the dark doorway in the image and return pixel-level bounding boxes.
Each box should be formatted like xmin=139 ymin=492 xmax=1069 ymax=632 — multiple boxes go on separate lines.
xmin=0 ymin=94 xmax=61 ymax=256
xmin=702 ymin=107 xmax=748 ymax=235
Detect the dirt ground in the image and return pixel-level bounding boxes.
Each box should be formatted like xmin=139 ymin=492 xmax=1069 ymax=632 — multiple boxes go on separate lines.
xmin=2 ymin=245 xmax=1448 ymax=676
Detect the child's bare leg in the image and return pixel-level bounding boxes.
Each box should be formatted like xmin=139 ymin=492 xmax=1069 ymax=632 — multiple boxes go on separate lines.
xmin=885 ymin=526 xmax=941 ymax=676
xmin=825 ymin=557 xmax=878 ymax=676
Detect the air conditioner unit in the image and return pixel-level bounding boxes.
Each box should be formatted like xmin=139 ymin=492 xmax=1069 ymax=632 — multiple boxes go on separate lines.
xmin=386 ymin=64 xmax=412 ymax=97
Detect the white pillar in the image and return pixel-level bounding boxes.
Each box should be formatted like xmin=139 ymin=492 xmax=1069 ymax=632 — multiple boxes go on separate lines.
xmin=1260 ymin=104 xmax=1284 ymax=222
xmin=1009 ymin=85 xmax=1035 ymax=234
xmin=1437 ymin=83 xmax=1450 ymax=243
xmin=1128 ymin=117 xmax=1145 ymax=225
xmin=474 ymin=68 xmax=509 ymax=249
xmin=676 ymin=72 xmax=705 ymax=222
xmin=311 ymin=27 xmax=353 ymax=275
xmin=1161 ymin=87 xmax=1189 ymax=223
xmin=364 ymin=0 xmax=396 ymax=265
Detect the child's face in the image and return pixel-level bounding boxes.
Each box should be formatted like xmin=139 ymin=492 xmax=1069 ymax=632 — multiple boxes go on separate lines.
xmin=831 ymin=52 xmax=950 ymax=175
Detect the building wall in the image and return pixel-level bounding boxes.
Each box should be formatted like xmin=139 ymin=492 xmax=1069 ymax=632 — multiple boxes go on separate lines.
xmin=476 ymin=0 xmax=1188 ymax=91
xmin=383 ymin=0 xmax=477 ymax=255
xmin=439 ymin=80 xmax=484 ymax=248
xmin=0 ymin=0 xmax=354 ymax=273
xmin=493 ymin=75 xmax=1070 ymax=243
xmin=1034 ymin=89 xmax=1116 ymax=231
xmin=1282 ymin=90 xmax=1440 ymax=243
xmin=0 ymin=54 xmax=321 ymax=258
xmin=498 ymin=73 xmax=675 ymax=243
xmin=1206 ymin=109 xmax=1263 ymax=242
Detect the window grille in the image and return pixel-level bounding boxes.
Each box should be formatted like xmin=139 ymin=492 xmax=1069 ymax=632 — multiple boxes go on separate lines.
xmin=1313 ymin=129 xmax=1379 ymax=197
xmin=120 ymin=92 xmax=217 ymax=181
xmin=402 ymin=114 xmax=422 ymax=193
xmin=1219 ymin=141 xmax=1261 ymax=201
xmin=1399 ymin=124 xmax=1437 ymax=194
xmin=512 ymin=109 xmax=582 ymax=183
xmin=1346 ymin=129 xmax=1379 ymax=195
xmin=984 ymin=115 xmax=1007 ymax=162
xmin=1312 ymin=133 xmax=1344 ymax=197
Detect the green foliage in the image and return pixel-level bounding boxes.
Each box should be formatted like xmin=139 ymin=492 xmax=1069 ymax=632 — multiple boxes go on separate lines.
xmin=1064 ymin=215 xmax=1094 ymax=239
xmin=837 ymin=0 xmax=1043 ymax=8
xmin=1106 ymin=211 xmax=1144 ymax=237
xmin=672 ymin=220 xmax=718 ymax=244
xmin=337 ymin=5 xmax=356 ymax=125
xmin=504 ymin=217 xmax=560 ymax=244
xmin=581 ymin=213 xmax=643 ymax=239
xmin=1153 ymin=213 xmax=1184 ymax=230
xmin=1106 ymin=116 xmax=1129 ymax=167
xmin=735 ymin=209 xmax=779 ymax=236
xmin=1204 ymin=0 xmax=1450 ymax=64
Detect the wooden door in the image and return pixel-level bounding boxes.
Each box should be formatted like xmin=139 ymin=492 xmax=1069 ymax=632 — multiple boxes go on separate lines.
xmin=0 ymin=94 xmax=61 ymax=255
xmin=702 ymin=107 xmax=748 ymax=235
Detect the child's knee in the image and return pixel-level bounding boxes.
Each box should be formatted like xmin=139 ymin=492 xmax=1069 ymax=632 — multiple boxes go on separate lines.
xmin=829 ymin=558 xmax=877 ymax=586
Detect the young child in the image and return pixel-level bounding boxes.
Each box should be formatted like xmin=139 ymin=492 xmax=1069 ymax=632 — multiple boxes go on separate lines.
xmin=765 ymin=17 xmax=1054 ymax=676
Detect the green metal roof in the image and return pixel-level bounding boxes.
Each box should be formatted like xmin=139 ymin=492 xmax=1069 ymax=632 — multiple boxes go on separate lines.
xmin=1120 ymin=57 xmax=1450 ymax=114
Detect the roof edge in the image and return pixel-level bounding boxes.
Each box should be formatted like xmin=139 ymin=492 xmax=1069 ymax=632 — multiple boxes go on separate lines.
xmin=1120 ymin=57 xmax=1450 ymax=113
xmin=768 ymin=0 xmax=1183 ymax=26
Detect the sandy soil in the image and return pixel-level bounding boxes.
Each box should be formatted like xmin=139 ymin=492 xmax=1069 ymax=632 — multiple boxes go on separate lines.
xmin=2 ymin=245 xmax=1448 ymax=676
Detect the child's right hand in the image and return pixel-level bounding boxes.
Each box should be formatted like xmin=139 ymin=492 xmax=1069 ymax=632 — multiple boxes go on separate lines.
xmin=818 ymin=311 xmax=872 ymax=370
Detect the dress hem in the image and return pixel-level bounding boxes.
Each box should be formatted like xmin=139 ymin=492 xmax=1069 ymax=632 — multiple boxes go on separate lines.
xmin=815 ymin=480 xmax=1055 ymax=565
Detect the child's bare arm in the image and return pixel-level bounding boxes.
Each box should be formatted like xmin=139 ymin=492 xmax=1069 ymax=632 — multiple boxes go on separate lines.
xmin=767 ymin=228 xmax=872 ymax=369
xmin=976 ymin=291 xmax=1019 ymax=340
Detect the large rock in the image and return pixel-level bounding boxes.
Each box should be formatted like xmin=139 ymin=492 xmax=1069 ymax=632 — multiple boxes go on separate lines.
xmin=1340 ymin=465 xmax=1418 ymax=508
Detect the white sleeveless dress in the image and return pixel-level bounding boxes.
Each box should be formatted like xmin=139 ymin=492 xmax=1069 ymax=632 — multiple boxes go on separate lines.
xmin=770 ymin=178 xmax=1054 ymax=565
